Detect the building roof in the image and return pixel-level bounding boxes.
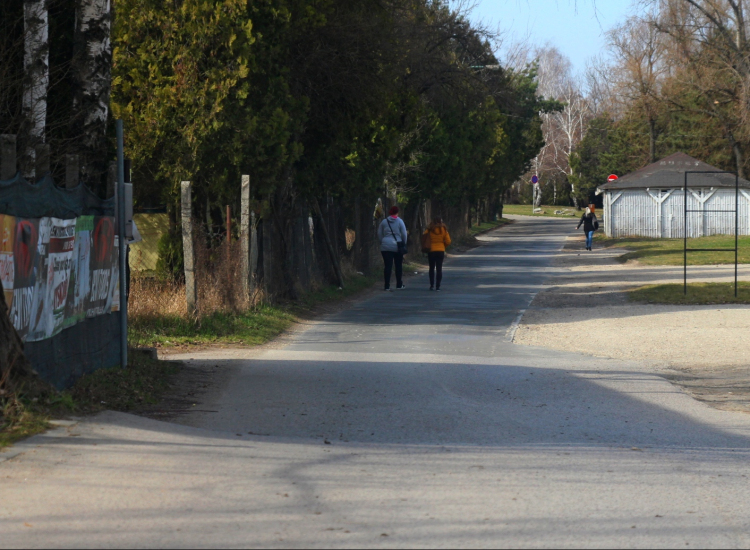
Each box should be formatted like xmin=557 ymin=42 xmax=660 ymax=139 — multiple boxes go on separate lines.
xmin=597 ymin=152 xmax=750 ymax=191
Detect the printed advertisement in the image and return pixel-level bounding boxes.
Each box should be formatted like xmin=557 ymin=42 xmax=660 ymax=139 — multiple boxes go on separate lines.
xmin=9 ymin=218 xmax=40 ymax=340
xmin=63 ymin=216 xmax=93 ymax=328
xmin=0 ymin=215 xmax=118 ymax=342
xmin=27 ymin=217 xmax=53 ymax=342
xmin=0 ymin=215 xmax=14 ymax=308
xmin=85 ymin=216 xmax=116 ymax=318
xmin=47 ymin=218 xmax=77 ymax=337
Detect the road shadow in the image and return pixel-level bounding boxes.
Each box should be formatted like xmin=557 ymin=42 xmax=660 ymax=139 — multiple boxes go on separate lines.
xmin=142 ymin=357 xmax=750 ymax=453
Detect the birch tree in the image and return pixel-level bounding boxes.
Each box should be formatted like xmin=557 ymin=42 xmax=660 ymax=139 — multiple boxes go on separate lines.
xmin=70 ymin=0 xmax=112 ymax=190
xmin=21 ymin=0 xmax=49 ymax=179
xmin=534 ymin=47 xmax=589 ymax=208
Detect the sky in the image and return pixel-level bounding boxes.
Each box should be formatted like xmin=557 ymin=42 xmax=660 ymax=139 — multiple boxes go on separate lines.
xmin=469 ymin=0 xmax=637 ymax=73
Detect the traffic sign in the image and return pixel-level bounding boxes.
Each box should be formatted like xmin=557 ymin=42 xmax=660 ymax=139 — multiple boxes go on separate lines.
xmin=607 ymin=174 xmax=618 ymax=182
xmin=531 ymin=175 xmax=539 ymax=184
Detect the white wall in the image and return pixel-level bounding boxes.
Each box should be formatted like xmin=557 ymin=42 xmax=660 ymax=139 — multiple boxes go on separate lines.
xmin=606 ymin=188 xmax=750 ymax=238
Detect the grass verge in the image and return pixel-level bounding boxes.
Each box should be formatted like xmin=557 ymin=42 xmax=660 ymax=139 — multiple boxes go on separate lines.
xmin=502 ymin=204 xmax=579 ymax=218
xmin=0 ymin=402 xmax=50 ymax=450
xmin=130 ymin=306 xmax=296 ymax=348
xmin=595 ymin=234 xmax=750 ymax=265
xmin=68 ymin=351 xmax=180 ymax=413
xmin=0 ymin=352 xmax=176 ymax=449
xmin=130 ymin=273 xmax=380 ymax=348
xmin=469 ymin=218 xmax=513 ymax=236
xmin=629 ymin=281 xmax=750 ymax=305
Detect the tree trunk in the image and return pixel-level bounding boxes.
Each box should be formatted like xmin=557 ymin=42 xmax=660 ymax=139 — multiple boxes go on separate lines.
xmin=648 ymin=118 xmax=657 ymax=163
xmin=729 ymin=133 xmax=745 ymax=179
xmin=0 ymin=282 xmax=33 ymax=395
xmin=21 ymin=0 xmax=49 ymax=180
xmin=70 ymin=0 xmax=112 ymax=192
xmin=570 ymin=179 xmax=579 ymax=209
xmin=313 ymin=198 xmax=345 ymax=289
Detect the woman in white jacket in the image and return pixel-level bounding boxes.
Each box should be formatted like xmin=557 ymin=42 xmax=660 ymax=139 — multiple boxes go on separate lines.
xmin=377 ymin=205 xmax=408 ymax=291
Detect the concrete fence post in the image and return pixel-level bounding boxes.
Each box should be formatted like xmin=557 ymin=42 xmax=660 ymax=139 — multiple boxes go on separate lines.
xmin=181 ymin=181 xmax=197 ymax=316
xmin=65 ymin=154 xmax=79 ymax=189
xmin=0 ymin=135 xmax=17 ymax=180
xmin=240 ymin=175 xmax=252 ymax=301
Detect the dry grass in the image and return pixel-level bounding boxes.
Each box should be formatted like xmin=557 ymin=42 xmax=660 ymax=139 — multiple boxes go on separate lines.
xmin=128 ymin=232 xmax=292 ymax=348
xmin=130 ymin=234 xmax=263 ymax=321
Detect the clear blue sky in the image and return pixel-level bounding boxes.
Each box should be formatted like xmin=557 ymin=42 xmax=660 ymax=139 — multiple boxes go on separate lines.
xmin=470 ymin=0 xmax=637 ymax=73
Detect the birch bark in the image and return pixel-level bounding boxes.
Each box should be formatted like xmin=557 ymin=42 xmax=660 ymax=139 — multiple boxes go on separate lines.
xmin=70 ymin=0 xmax=112 ymax=190
xmin=22 ymin=0 xmax=49 ymax=180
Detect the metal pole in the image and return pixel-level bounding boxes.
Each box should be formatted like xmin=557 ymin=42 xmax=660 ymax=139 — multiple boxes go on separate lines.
xmin=684 ymin=171 xmax=687 ymax=295
xmin=116 ymin=120 xmax=128 ymax=368
xmin=736 ymin=174 xmax=739 ymax=298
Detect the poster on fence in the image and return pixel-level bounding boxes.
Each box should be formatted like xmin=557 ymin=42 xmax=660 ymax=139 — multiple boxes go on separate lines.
xmin=85 ymin=217 xmax=116 ymax=318
xmin=27 ymin=217 xmax=53 ymax=341
xmin=63 ymin=216 xmax=93 ymax=329
xmin=47 ymin=218 xmax=77 ymax=338
xmin=0 ymin=214 xmax=119 ymax=342
xmin=0 ymin=214 xmax=14 ymax=307
xmin=9 ymin=218 xmax=40 ymax=340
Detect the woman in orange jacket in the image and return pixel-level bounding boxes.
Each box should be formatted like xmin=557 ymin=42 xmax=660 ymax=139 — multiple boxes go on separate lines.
xmin=423 ymin=217 xmax=451 ymax=291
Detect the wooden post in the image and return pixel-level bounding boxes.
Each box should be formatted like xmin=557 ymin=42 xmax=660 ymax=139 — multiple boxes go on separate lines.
xmin=262 ymin=215 xmax=273 ymax=299
xmin=250 ymin=211 xmax=258 ymax=293
xmin=240 ymin=175 xmax=252 ymax=300
xmin=0 ymin=135 xmax=17 ymax=180
xmin=65 ymin=154 xmax=79 ymax=189
xmin=34 ymin=143 xmax=50 ymax=178
xmin=354 ymin=197 xmax=362 ymax=270
xmin=181 ymin=181 xmax=197 ymax=316
xmin=226 ymin=204 xmax=231 ymax=248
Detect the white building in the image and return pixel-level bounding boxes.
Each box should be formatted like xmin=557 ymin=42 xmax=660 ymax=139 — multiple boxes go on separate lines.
xmin=598 ymin=152 xmax=750 ymax=238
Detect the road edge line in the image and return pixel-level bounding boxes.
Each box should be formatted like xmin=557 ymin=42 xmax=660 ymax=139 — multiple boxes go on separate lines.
xmin=506 ymin=309 xmax=526 ymax=342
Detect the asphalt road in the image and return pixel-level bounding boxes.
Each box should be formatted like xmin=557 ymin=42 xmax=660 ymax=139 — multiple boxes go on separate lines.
xmin=3 ymin=216 xmax=750 ymax=548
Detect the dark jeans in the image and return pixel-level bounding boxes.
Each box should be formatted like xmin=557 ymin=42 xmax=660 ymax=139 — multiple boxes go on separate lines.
xmin=381 ymin=251 xmax=404 ymax=289
xmin=428 ymin=251 xmax=444 ymax=289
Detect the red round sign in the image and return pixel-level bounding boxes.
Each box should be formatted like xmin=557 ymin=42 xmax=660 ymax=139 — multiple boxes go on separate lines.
xmin=607 ymin=174 xmax=618 ymax=182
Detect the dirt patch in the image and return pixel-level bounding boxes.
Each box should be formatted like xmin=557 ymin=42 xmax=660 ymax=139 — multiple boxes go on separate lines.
xmin=515 ymin=233 xmax=750 ymax=413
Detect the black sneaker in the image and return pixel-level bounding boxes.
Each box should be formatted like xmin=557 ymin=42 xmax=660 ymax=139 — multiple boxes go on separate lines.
xmin=436 ymin=288 xmax=442 ymax=292
xmin=384 ymin=287 xmax=392 ymax=292
xmin=429 ymin=286 xmax=434 ymax=291
xmin=396 ymin=285 xmax=406 ymax=290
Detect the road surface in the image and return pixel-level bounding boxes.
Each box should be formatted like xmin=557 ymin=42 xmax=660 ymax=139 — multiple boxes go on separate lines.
xmin=2 ymin=216 xmax=750 ymax=548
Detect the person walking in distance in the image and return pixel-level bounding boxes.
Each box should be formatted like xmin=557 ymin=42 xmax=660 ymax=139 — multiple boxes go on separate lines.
xmin=377 ymin=205 xmax=408 ymax=291
xmin=423 ymin=217 xmax=451 ymax=291
xmin=577 ymin=206 xmax=599 ymax=251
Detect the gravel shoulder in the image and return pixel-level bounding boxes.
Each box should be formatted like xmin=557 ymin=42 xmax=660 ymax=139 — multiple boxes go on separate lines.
xmin=514 ymin=233 xmax=750 ymax=413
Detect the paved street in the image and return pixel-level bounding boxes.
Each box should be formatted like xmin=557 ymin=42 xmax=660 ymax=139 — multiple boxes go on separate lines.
xmin=3 ymin=216 xmax=750 ymax=548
